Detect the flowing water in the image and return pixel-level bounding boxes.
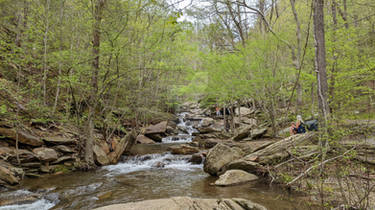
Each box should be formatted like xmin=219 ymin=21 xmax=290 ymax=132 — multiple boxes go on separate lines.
xmin=0 ymin=113 xmax=313 ymax=210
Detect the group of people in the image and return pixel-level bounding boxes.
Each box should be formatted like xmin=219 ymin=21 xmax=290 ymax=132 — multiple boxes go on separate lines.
xmin=290 ymin=115 xmax=318 ymax=135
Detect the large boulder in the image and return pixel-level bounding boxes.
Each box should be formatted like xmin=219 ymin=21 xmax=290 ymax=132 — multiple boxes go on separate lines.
xmin=32 ymin=147 xmax=58 ymax=162
xmin=94 ymin=196 xmax=267 ymax=210
xmin=169 ymin=145 xmax=199 ymax=155
xmin=108 ymin=130 xmax=136 ymax=164
xmin=204 ymin=143 xmax=244 ymax=176
xmin=215 ymin=169 xmax=258 ymax=186
xmin=144 ymin=121 xmax=167 ymax=135
xmin=93 ymin=145 xmax=110 ymax=166
xmin=0 ymin=127 xmax=43 ymax=146
xmin=136 ymin=135 xmax=155 ymax=144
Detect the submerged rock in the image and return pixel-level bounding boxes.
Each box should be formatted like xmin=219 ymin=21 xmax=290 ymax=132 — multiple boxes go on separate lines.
xmin=215 ymin=169 xmax=258 ymax=186
xmin=94 ymin=196 xmax=267 ymax=210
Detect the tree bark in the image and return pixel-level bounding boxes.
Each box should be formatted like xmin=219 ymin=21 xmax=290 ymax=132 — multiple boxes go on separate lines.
xmin=53 ymin=0 xmax=65 ymax=113
xmin=42 ymin=0 xmax=51 ymax=106
xmin=313 ymin=0 xmax=330 ymax=124
xmin=329 ymin=0 xmax=338 ymax=111
xmin=290 ymin=0 xmax=303 ymax=113
xmin=85 ymin=0 xmax=106 ymax=167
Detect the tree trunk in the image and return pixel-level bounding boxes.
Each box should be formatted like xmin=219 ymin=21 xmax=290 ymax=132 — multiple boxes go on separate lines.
xmin=329 ymin=0 xmax=338 ymax=112
xmin=53 ymin=0 xmax=65 ymax=113
xmin=290 ymin=0 xmax=302 ymax=114
xmin=85 ymin=0 xmax=106 ymax=167
xmin=42 ymin=0 xmax=50 ymax=106
xmin=313 ymin=0 xmax=330 ymax=124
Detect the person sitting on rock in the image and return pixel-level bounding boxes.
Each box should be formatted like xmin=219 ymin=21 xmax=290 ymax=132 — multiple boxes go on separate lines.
xmin=296 ymin=115 xmax=306 ymax=134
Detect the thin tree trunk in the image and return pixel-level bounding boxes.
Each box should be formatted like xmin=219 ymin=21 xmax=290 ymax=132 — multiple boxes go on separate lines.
xmin=329 ymin=0 xmax=338 ymax=112
xmin=42 ymin=0 xmax=50 ymax=106
xmin=290 ymin=0 xmax=302 ymax=113
xmin=53 ymin=0 xmax=65 ymax=113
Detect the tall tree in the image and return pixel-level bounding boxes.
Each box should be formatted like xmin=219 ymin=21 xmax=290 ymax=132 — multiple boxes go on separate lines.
xmin=313 ymin=0 xmax=330 ymax=123
xmin=85 ymin=0 xmax=106 ymax=167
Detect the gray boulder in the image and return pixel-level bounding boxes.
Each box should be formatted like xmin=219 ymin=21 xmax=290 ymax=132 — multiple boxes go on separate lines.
xmin=204 ymin=143 xmax=244 ymax=176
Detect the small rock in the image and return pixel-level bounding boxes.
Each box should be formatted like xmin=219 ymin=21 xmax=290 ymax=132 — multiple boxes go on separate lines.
xmin=170 ymin=145 xmax=199 ymax=155
xmin=98 ymin=191 xmax=113 ymax=200
xmin=54 ymin=145 xmax=75 ymax=153
xmin=32 ymin=147 xmax=58 ymax=162
xmin=144 ymin=133 xmax=163 ymax=142
xmin=189 ymin=154 xmax=203 ymax=164
xmin=152 ymin=161 xmax=165 ymax=168
xmin=214 ymin=169 xmax=258 ymax=186
xmin=200 ymin=118 xmax=214 ymax=127
xmin=52 ymin=156 xmax=74 ymax=164
xmin=43 ymin=136 xmax=76 ymax=145
xmin=136 ymin=135 xmax=155 ymax=144
xmin=144 ymin=121 xmax=168 ymax=135
xmin=250 ymin=128 xmax=267 ymax=139
xmin=233 ymin=126 xmax=253 ymax=141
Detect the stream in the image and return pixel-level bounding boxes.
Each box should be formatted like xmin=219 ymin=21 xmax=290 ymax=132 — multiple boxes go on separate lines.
xmin=0 ymin=113 xmax=311 ymax=210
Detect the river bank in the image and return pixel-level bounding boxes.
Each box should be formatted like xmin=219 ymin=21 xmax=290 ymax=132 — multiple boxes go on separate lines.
xmin=1 ymin=101 xmax=374 ymax=209
xmin=0 ymin=108 xmax=313 ymax=210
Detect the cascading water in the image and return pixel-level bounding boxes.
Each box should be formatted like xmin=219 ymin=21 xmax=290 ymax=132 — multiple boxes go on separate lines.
xmin=103 ymin=153 xmax=202 ymax=176
xmin=161 ymin=112 xmax=199 ymax=143
xmin=0 ymin=112 xmax=311 ymax=210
